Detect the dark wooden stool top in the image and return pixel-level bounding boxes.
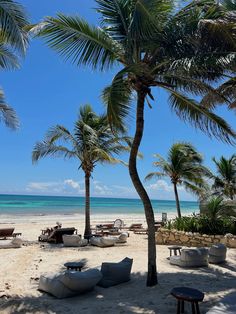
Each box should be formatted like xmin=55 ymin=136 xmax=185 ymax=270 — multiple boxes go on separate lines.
xmin=171 ymin=287 xmax=204 ymax=314
xmin=64 ymin=262 xmax=84 ymax=272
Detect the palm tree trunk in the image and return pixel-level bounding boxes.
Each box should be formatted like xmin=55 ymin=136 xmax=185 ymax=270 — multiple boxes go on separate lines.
xmin=173 ymin=183 xmax=181 ymax=218
xmin=84 ymin=172 xmax=91 ymax=239
xmin=129 ymin=89 xmax=158 ymax=287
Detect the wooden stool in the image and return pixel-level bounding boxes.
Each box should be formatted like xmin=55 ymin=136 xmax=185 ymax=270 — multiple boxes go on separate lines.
xmin=168 ymin=245 xmax=182 ymax=259
xmin=171 ymin=287 xmax=204 ymax=314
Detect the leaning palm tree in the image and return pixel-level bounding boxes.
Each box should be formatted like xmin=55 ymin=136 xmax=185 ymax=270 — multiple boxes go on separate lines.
xmin=145 ymin=143 xmax=210 ymax=218
xmin=31 ymin=0 xmax=236 ymax=286
xmin=32 ymin=105 xmax=130 ymax=238
xmin=211 ymin=154 xmax=236 ymax=200
xmin=0 ymin=0 xmax=29 ymax=129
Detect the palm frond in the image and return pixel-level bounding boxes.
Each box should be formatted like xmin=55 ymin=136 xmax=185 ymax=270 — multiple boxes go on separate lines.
xmin=166 ymin=88 xmax=236 ymax=144
xmin=32 ymin=14 xmax=124 ymax=70
xmin=144 ymin=171 xmax=165 ymax=181
xmin=0 ymin=43 xmax=19 ymax=69
xmin=0 ymin=89 xmax=19 ymax=129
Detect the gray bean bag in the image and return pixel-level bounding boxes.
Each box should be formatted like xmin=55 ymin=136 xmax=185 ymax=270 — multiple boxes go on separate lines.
xmin=116 ymin=232 xmax=129 ymax=243
xmin=209 ymin=243 xmax=227 ymax=264
xmin=206 ymin=292 xmax=236 ymax=314
xmin=98 ymin=257 xmax=133 ymax=288
xmin=62 ymin=235 xmax=88 ymax=247
xmin=90 ymin=236 xmax=117 ymax=247
xmin=170 ymin=248 xmax=209 ymax=267
xmin=38 ymin=269 xmax=102 ymax=299
xmin=0 ymin=238 xmax=23 ymax=249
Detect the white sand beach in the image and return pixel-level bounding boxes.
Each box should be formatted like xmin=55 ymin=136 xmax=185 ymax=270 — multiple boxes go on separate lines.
xmin=0 ymin=214 xmax=235 ymax=314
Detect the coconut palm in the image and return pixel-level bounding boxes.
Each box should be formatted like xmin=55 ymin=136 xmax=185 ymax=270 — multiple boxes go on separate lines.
xmin=211 ymin=154 xmax=236 ymax=200
xmin=0 ymin=0 xmax=29 ymax=129
xmin=145 ymin=143 xmax=210 ymax=218
xmin=32 ymin=105 xmax=130 ymax=238
xmin=31 ymin=0 xmax=236 ymax=286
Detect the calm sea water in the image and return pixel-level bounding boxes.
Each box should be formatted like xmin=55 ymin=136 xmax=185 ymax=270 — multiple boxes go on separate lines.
xmin=0 ymin=194 xmax=199 ymax=216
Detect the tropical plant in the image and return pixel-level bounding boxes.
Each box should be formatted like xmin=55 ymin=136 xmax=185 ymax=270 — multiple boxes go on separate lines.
xmin=31 ymin=0 xmax=236 ymax=286
xmin=0 ymin=0 xmax=29 ymax=129
xmin=211 ymin=154 xmax=236 ymax=200
xmin=32 ymin=105 xmax=130 ymax=238
xmin=145 ymin=143 xmax=210 ymax=218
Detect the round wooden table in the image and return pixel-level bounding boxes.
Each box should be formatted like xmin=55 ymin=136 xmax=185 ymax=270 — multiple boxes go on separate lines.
xmin=171 ymin=287 xmax=204 ymax=314
xmin=64 ymin=262 xmax=84 ymax=272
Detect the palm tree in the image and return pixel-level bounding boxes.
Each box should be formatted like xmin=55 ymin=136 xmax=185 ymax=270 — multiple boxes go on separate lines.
xmin=32 ymin=105 xmax=130 ymax=238
xmin=0 ymin=0 xmax=29 ymax=129
xmin=31 ymin=0 xmax=236 ymax=286
xmin=145 ymin=143 xmax=210 ymax=218
xmin=211 ymin=154 xmax=236 ymax=200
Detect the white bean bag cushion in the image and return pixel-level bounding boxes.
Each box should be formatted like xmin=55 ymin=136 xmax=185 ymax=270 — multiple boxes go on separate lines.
xmin=170 ymin=248 xmax=208 ymax=267
xmin=98 ymin=257 xmax=133 ymax=288
xmin=0 ymin=238 xmax=22 ymax=249
xmin=209 ymin=244 xmax=227 ymax=264
xmin=116 ymin=232 xmax=129 ymax=243
xmin=38 ymin=269 xmax=102 ymax=299
xmin=90 ymin=236 xmax=116 ymax=247
xmin=63 ymin=235 xmax=88 ymax=247
xmin=206 ymin=292 xmax=236 ymax=314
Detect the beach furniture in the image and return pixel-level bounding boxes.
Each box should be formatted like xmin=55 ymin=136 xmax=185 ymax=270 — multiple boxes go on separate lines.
xmin=0 ymin=228 xmax=21 ymax=239
xmin=38 ymin=269 xmax=102 ymax=299
xmin=38 ymin=227 xmax=77 ymax=244
xmin=209 ymin=243 xmax=227 ymax=264
xmin=97 ymin=257 xmax=133 ymax=288
xmin=90 ymin=236 xmax=117 ymax=247
xmin=128 ymin=223 xmax=143 ymax=231
xmin=206 ymin=291 xmax=236 ymax=314
xmin=115 ymin=232 xmax=129 ymax=243
xmin=170 ymin=248 xmax=209 ymax=267
xmin=0 ymin=238 xmax=23 ymax=249
xmin=168 ymin=246 xmax=182 ymax=259
xmin=133 ymin=228 xmax=148 ymax=234
xmin=64 ymin=261 xmax=84 ymax=272
xmin=171 ymin=287 xmax=204 ymax=314
xmin=62 ymin=234 xmax=88 ymax=247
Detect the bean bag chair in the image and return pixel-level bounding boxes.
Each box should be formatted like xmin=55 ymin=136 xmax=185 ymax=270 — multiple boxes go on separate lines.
xmin=62 ymin=235 xmax=88 ymax=247
xmin=0 ymin=238 xmax=23 ymax=249
xmin=38 ymin=269 xmax=102 ymax=299
xmin=170 ymin=248 xmax=209 ymax=267
xmin=98 ymin=257 xmax=133 ymax=288
xmin=209 ymin=243 xmax=227 ymax=264
xmin=90 ymin=236 xmax=117 ymax=247
xmin=206 ymin=292 xmax=236 ymax=314
xmin=116 ymin=232 xmax=129 ymax=244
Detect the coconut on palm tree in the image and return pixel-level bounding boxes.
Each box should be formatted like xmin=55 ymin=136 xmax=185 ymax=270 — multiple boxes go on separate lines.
xmin=0 ymin=0 xmax=29 ymax=129
xmin=145 ymin=143 xmax=210 ymax=218
xmin=32 ymin=105 xmax=130 ymax=238
xmin=31 ymin=0 xmax=236 ymax=286
xmin=211 ymin=154 xmax=236 ymax=200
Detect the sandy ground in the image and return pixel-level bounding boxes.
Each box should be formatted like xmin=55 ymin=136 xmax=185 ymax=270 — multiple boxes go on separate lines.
xmin=0 ymin=213 xmax=235 ymax=314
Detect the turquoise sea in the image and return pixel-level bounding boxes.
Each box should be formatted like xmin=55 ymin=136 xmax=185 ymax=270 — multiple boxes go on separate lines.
xmin=0 ymin=194 xmax=199 ymax=216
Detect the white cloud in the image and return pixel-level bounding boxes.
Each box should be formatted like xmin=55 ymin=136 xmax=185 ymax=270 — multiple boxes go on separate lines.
xmin=64 ymin=179 xmax=80 ymax=191
xmin=146 ymin=180 xmax=173 ymax=193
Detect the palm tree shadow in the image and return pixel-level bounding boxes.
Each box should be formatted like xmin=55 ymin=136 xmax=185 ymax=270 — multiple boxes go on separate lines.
xmin=0 ymin=269 xmax=235 ymax=314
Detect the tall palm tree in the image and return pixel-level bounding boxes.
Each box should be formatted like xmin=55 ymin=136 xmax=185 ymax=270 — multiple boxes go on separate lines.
xmin=32 ymin=105 xmax=130 ymax=238
xmin=31 ymin=0 xmax=236 ymax=286
xmin=0 ymin=0 xmax=29 ymax=129
xmin=145 ymin=143 xmax=210 ymax=218
xmin=211 ymin=154 xmax=236 ymax=200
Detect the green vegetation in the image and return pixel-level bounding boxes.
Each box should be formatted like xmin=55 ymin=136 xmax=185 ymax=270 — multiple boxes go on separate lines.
xmin=32 ymin=105 xmax=130 ymax=238
xmin=145 ymin=143 xmax=210 ymax=218
xmin=31 ymin=0 xmax=236 ymax=286
xmin=0 ymin=0 xmax=29 ymax=129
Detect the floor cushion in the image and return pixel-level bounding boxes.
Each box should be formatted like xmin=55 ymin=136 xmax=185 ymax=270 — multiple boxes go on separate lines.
xmin=170 ymin=248 xmax=208 ymax=267
xmin=90 ymin=236 xmax=117 ymax=247
xmin=63 ymin=235 xmax=88 ymax=247
xmin=209 ymin=243 xmax=227 ymax=264
xmin=206 ymin=292 xmax=236 ymax=314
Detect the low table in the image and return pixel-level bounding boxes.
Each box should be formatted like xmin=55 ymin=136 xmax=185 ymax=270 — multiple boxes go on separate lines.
xmin=168 ymin=245 xmax=182 ymax=258
xmin=171 ymin=287 xmax=204 ymax=314
xmin=64 ymin=262 xmax=84 ymax=272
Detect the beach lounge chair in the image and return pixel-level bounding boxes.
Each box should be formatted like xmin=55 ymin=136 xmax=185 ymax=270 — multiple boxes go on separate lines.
xmin=39 ymin=227 xmax=77 ymax=244
xmin=0 ymin=228 xmax=21 ymax=239
xmin=128 ymin=223 xmax=143 ymax=231
xmin=38 ymin=269 xmax=102 ymax=299
xmin=170 ymin=248 xmax=209 ymax=267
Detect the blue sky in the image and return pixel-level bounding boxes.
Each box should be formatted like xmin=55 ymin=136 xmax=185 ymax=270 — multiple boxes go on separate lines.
xmin=0 ymin=0 xmax=235 ymax=201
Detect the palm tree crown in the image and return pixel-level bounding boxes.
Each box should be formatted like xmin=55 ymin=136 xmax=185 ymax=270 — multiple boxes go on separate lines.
xmin=145 ymin=143 xmax=209 ymax=217
xmin=32 ymin=104 xmax=130 ymax=237
xmin=212 ymin=154 xmax=236 ymax=200
xmin=0 ymin=0 xmax=29 ymax=129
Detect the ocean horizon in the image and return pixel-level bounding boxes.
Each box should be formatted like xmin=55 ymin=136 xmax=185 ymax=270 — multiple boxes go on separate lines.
xmin=0 ymin=194 xmax=199 ymax=216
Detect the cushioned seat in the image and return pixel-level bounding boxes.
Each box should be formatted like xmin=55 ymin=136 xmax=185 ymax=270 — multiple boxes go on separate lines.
xmin=98 ymin=257 xmax=133 ymax=288
xmin=90 ymin=236 xmax=117 ymax=247
xmin=206 ymin=292 xmax=236 ymax=314
xmin=170 ymin=248 xmax=209 ymax=267
xmin=38 ymin=269 xmax=102 ymax=299
xmin=62 ymin=235 xmax=88 ymax=247
xmin=0 ymin=238 xmax=23 ymax=249
xmin=115 ymin=232 xmax=129 ymax=243
xmin=209 ymin=243 xmax=227 ymax=264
